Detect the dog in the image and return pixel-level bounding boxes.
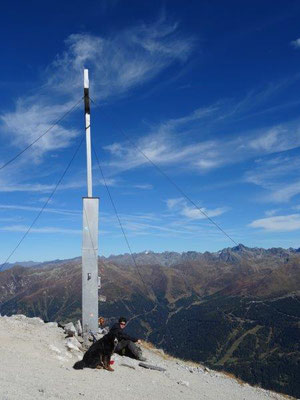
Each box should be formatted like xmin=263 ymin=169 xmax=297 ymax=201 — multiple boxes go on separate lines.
xmin=73 ymin=332 xmax=118 ymax=372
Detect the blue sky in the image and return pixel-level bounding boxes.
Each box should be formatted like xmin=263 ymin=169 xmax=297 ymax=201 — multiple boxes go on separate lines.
xmin=1 ymin=0 xmax=300 ymax=262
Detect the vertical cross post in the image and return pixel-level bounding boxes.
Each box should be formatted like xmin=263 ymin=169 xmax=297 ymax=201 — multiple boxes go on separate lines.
xmin=84 ymin=69 xmax=93 ymax=198
xmin=82 ymin=69 xmax=99 ymax=338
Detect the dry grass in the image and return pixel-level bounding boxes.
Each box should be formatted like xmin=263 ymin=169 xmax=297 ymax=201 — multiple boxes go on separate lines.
xmin=141 ymin=341 xmax=297 ymax=400
xmin=221 ymin=371 xmax=246 ymax=386
xmin=279 ymin=394 xmax=297 ymax=400
xmin=141 ymin=341 xmax=204 ymax=367
xmin=141 ymin=341 xmax=176 ymax=361
xmin=221 ymin=371 xmax=297 ymax=400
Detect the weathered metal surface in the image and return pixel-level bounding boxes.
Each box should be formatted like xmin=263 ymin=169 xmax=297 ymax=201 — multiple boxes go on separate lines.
xmin=82 ymin=197 xmax=99 ymax=335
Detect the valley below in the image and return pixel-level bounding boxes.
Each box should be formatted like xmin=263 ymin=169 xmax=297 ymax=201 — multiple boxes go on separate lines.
xmin=1 ymin=244 xmax=300 ymax=398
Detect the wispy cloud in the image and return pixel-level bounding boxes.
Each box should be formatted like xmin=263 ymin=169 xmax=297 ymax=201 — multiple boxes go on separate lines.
xmin=97 ymin=205 xmax=233 ymax=240
xmin=181 ymin=204 xmax=229 ymax=219
xmin=104 ymin=107 xmax=300 ymax=176
xmin=46 ymin=19 xmax=194 ymax=100
xmin=0 ymin=225 xmax=81 ymax=234
xmin=1 ymin=100 xmax=79 ymax=164
xmin=264 ymin=209 xmax=279 ymax=217
xmin=249 ymin=214 xmax=300 ymax=232
xmin=104 ymin=130 xmax=219 ymax=172
xmin=214 ymin=75 xmax=300 ymax=124
xmin=266 ymin=182 xmax=300 ymax=203
xmin=0 ymin=171 xmax=117 ymax=193
xmin=0 ymin=17 xmax=193 ymax=190
xmin=291 ymin=38 xmax=300 ymax=49
xmin=131 ymin=183 xmax=153 ymax=190
xmin=0 ymin=204 xmax=81 ymax=216
xmin=166 ymin=197 xmax=229 ymax=220
xmin=244 ymin=154 xmax=300 ymax=202
xmin=103 ymin=104 xmax=223 ymax=173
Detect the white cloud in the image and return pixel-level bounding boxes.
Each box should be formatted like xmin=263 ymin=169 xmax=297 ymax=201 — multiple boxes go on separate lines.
xmin=249 ymin=214 xmax=300 ymax=232
xmin=0 ymin=204 xmax=81 ymax=216
xmin=1 ymin=100 xmax=79 ymax=164
xmin=0 ymin=18 xmax=193 ymax=190
xmin=249 ymin=128 xmax=280 ymax=151
xmin=47 ymin=20 xmax=194 ymax=100
xmin=266 ymin=181 xmax=300 ymax=203
xmin=102 ymin=211 xmax=231 ymax=239
xmin=103 ymin=110 xmax=300 ymax=177
xmin=245 ymin=156 xmax=294 ymax=186
xmin=0 ymin=181 xmax=82 ymax=193
xmin=245 ymin=155 xmax=300 ymax=202
xmin=104 ymin=126 xmax=221 ymax=173
xmin=132 ymin=184 xmax=153 ymax=190
xmin=0 ymin=183 xmax=57 ymax=193
xmin=264 ymin=209 xmax=279 ymax=217
xmin=0 ymin=225 xmax=81 ymax=234
xmin=0 ymin=168 xmax=117 ymax=193
xmin=166 ymin=197 xmax=228 ymax=220
xmin=291 ymin=38 xmax=300 ymax=49
xmin=181 ymin=204 xmax=228 ymax=220
xmin=166 ymin=198 xmax=184 ymax=209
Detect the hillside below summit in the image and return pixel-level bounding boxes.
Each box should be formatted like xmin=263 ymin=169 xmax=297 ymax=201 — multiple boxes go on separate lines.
xmin=0 ymin=314 xmax=290 ymax=400
xmin=0 ymin=244 xmax=300 ymax=398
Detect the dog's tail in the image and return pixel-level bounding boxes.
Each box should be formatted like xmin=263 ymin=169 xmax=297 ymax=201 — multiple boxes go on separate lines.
xmin=73 ymin=360 xmax=85 ymax=370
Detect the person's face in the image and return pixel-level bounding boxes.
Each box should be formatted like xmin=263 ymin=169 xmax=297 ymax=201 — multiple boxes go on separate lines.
xmin=120 ymin=322 xmax=126 ymax=329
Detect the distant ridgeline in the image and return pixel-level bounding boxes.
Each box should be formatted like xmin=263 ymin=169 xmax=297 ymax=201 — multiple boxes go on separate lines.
xmin=0 ymin=245 xmax=300 ymax=398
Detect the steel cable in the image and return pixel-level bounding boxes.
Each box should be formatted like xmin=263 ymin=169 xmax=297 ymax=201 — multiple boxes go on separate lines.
xmin=0 ymin=134 xmax=85 ymax=272
xmin=92 ymin=145 xmax=158 ymax=303
xmin=89 ymin=96 xmax=238 ymax=246
xmin=0 ymin=97 xmax=83 ymax=171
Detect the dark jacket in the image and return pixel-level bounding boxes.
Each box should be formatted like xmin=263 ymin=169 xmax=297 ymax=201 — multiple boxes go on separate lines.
xmin=109 ymin=322 xmax=138 ymax=342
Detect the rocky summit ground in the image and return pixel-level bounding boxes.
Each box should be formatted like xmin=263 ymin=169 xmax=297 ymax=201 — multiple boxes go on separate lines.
xmin=0 ymin=315 xmax=294 ymax=400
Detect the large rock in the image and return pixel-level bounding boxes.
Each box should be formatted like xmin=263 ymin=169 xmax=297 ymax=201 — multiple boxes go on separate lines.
xmin=63 ymin=322 xmax=77 ymax=337
xmin=65 ymin=337 xmax=82 ymax=352
xmin=75 ymin=320 xmax=82 ymax=336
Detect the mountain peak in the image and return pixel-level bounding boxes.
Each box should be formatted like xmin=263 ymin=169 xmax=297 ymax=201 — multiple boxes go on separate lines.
xmin=231 ymin=243 xmax=248 ymax=252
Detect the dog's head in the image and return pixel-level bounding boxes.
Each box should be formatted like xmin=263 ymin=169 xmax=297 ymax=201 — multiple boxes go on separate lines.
xmin=105 ymin=332 xmax=119 ymax=348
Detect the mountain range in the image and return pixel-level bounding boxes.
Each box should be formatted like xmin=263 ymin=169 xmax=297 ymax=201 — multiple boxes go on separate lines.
xmin=0 ymin=244 xmax=299 ymax=398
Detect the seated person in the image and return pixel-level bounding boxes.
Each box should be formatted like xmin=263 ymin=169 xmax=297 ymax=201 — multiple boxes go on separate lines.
xmin=98 ymin=317 xmax=109 ymax=335
xmin=109 ymin=316 xmax=146 ymax=361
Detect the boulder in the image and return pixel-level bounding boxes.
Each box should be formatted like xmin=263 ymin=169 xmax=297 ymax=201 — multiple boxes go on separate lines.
xmin=65 ymin=337 xmax=82 ymax=352
xmin=63 ymin=322 xmax=77 ymax=337
xmin=75 ymin=320 xmax=82 ymax=336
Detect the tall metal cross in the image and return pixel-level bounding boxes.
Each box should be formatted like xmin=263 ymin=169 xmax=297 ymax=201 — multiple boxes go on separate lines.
xmin=82 ymin=69 xmax=99 ymax=337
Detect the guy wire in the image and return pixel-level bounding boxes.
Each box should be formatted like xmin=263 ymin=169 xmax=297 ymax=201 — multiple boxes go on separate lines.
xmin=0 ymin=134 xmax=85 ymax=272
xmin=89 ymin=96 xmax=238 ymax=246
xmin=0 ymin=97 xmax=83 ymax=171
xmin=92 ymin=145 xmax=159 ymax=303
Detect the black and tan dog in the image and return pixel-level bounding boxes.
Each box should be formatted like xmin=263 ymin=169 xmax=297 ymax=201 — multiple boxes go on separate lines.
xmin=73 ymin=332 xmax=118 ymax=372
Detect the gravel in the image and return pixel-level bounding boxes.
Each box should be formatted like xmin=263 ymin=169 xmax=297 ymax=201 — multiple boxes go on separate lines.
xmin=0 ymin=315 xmax=292 ymax=400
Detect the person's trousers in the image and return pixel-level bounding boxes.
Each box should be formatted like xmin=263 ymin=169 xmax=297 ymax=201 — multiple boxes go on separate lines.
xmin=115 ymin=340 xmax=142 ymax=359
